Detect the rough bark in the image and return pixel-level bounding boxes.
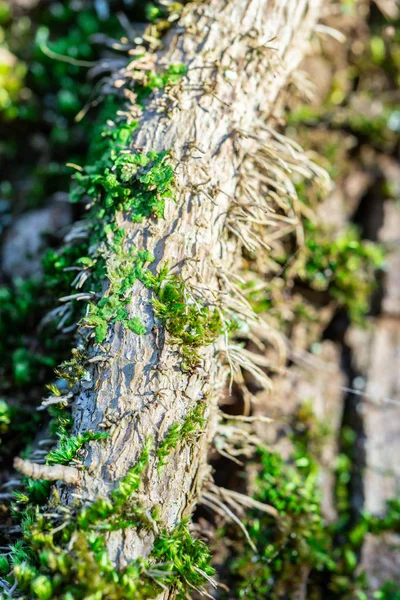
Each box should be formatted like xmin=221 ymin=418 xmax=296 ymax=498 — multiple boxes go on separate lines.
xmin=63 ymin=0 xmax=324 ymax=577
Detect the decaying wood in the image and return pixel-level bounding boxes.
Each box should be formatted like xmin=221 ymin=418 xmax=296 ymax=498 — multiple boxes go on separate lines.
xmin=61 ymin=0 xmax=325 ymax=580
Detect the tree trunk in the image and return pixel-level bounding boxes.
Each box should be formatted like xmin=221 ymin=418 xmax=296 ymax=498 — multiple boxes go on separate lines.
xmin=60 ymin=0 xmax=324 ymax=575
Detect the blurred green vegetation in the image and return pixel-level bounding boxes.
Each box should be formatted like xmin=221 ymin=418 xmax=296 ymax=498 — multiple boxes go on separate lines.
xmin=0 ymin=0 xmax=135 ymax=469
xmin=224 ymin=404 xmax=400 ymax=600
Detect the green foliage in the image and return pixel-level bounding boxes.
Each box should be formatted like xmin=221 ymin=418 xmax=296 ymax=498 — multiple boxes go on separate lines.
xmin=144 ymin=63 xmax=188 ymax=92
xmin=0 ymin=553 xmax=9 ymax=576
xmin=10 ymin=522 xmax=213 ymax=600
xmin=42 ymin=244 xmax=91 ymax=301
xmin=0 ymin=399 xmax=10 ymax=435
xmin=0 ymin=50 xmax=27 ymax=120
xmin=365 ymin=498 xmax=400 ymax=535
xmin=152 ymin=271 xmax=229 ymax=368
xmin=8 ymin=539 xmax=34 ymax=566
xmin=151 ymin=521 xmax=215 ymax=596
xmin=5 ymin=435 xmax=213 ymax=599
xmin=0 ymin=278 xmax=59 ymax=388
xmin=30 ymin=574 xmax=53 ymax=600
xmin=374 ymin=582 xmax=400 ymax=600
xmin=157 ymin=402 xmax=205 ymax=469
xmin=300 ymin=223 xmax=384 ymax=323
xmin=72 ymin=145 xmax=174 ymax=223
xmin=84 ymin=234 xmax=154 ymax=343
xmin=46 ymin=430 xmax=109 ymax=466
xmin=54 ymin=348 xmax=87 ymax=387
xmin=47 ymin=403 xmax=74 ymax=439
xmin=14 ymin=479 xmax=51 ymax=506
xmin=227 ymin=403 xmax=400 ymax=599
xmin=0 ymin=1 xmax=27 ymax=119
xmin=231 ymin=447 xmax=333 ymax=599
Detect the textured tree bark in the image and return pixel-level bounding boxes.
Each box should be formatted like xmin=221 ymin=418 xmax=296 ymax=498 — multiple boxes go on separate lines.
xmin=64 ymin=0 xmax=324 ymax=580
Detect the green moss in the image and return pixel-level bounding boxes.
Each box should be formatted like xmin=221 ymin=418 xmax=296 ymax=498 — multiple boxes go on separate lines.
xmin=0 ymin=2 xmax=27 ymax=120
xmin=152 ymin=270 xmax=230 ymax=369
xmin=0 ymin=399 xmax=11 ymax=436
xmin=0 ymin=52 xmax=27 ymax=120
xmin=0 ymin=278 xmax=60 ymax=388
xmin=54 ymin=348 xmax=87 ymax=387
xmin=46 ymin=430 xmax=109 ymax=466
xmin=230 ymin=447 xmax=333 ymax=599
xmin=299 ymin=223 xmax=384 ymax=323
xmin=225 ymin=405 xmax=400 ymax=600
xmin=72 ymin=145 xmax=174 ymax=223
xmin=151 ymin=521 xmax=215 ymax=596
xmin=84 ymin=233 xmax=155 ymax=343
xmin=14 ymin=479 xmax=51 ymax=506
xmin=374 ymin=582 xmax=400 ymax=600
xmin=157 ymin=402 xmax=205 ymax=470
xmin=9 ymin=521 xmax=213 ymax=600
xmin=0 ymin=553 xmax=9 ymax=576
xmin=244 ymin=221 xmax=383 ymax=331
xmin=4 ymin=436 xmax=214 ymax=599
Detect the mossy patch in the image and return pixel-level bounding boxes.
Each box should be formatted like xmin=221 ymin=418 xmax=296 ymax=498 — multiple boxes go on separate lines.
xmin=3 ymin=440 xmax=215 ymax=600
xmin=300 ymin=222 xmax=384 ymax=323
xmin=45 ymin=430 xmax=109 ymax=466
xmin=157 ymin=402 xmax=206 ymax=470
xmin=224 ymin=405 xmax=400 ymax=600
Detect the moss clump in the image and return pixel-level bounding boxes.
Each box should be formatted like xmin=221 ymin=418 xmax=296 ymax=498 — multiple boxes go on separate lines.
xmin=150 ymin=521 xmax=215 ymax=596
xmin=157 ymin=402 xmax=206 ymax=470
xmin=0 ymin=1 xmax=27 ymax=120
xmin=13 ymin=478 xmax=51 ymax=506
xmin=45 ymin=430 xmax=109 ymax=466
xmin=225 ymin=404 xmax=400 ymax=600
xmin=0 ymin=50 xmax=27 ymax=121
xmin=80 ymin=221 xmax=230 ymax=362
xmin=71 ymin=135 xmax=175 ymax=224
xmin=299 ymin=223 xmax=384 ymax=323
xmin=152 ymin=269 xmax=230 ymax=368
xmin=4 ymin=439 xmax=214 ymax=600
xmin=243 ymin=221 xmax=383 ymax=335
xmin=374 ymin=582 xmax=400 ymax=599
xmin=0 ymin=399 xmax=10 ymax=437
xmin=53 ymin=348 xmax=87 ymax=388
xmin=230 ymin=447 xmax=333 ymax=599
xmin=0 ymin=278 xmax=60 ymax=389
xmin=10 ymin=523 xmax=214 ymax=600
xmin=84 ymin=233 xmax=155 ymax=343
